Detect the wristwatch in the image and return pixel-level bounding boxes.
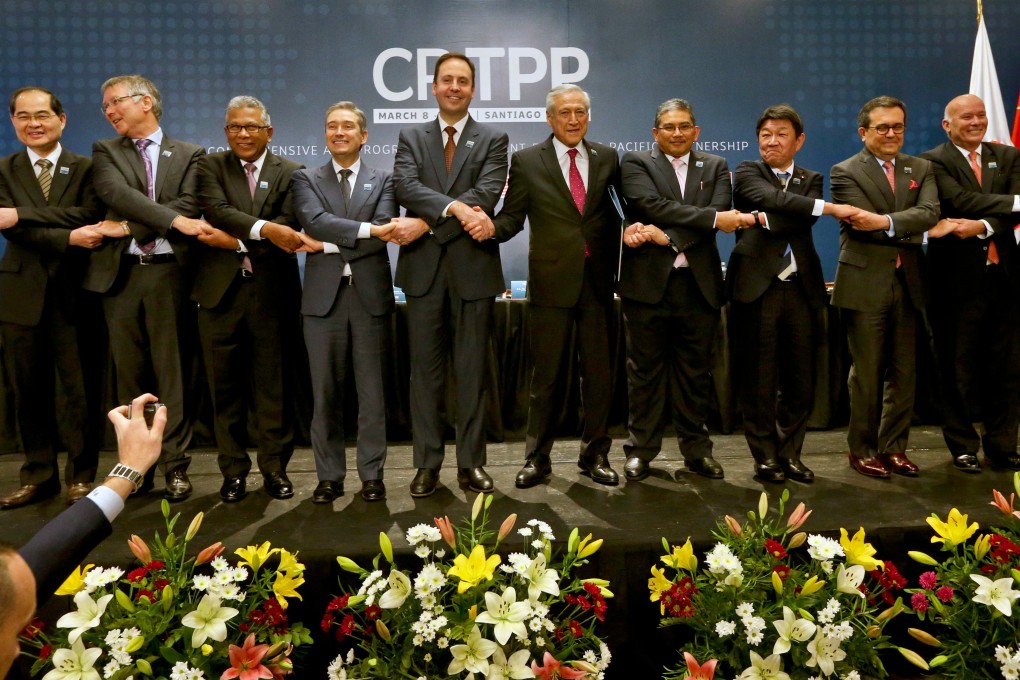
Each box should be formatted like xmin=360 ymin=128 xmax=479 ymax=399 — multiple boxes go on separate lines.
xmin=107 ymin=463 xmax=143 ymax=490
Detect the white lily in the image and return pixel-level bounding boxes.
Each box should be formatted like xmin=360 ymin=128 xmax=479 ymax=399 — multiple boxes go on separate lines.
xmin=806 ymin=631 xmax=847 ymax=677
xmin=55 ymin=591 xmax=114 ymax=643
xmin=736 ymin=650 xmax=790 ymax=680
xmin=488 ymin=647 xmax=533 ymax=679
xmin=522 ymin=553 xmax=560 ymax=601
xmin=971 ymin=573 xmax=1020 ymax=616
xmin=41 ymin=638 xmax=102 ymax=680
xmin=180 ymin=594 xmax=239 ymax=647
xmin=772 ymin=606 xmax=817 ymax=655
xmin=378 ymin=569 xmax=411 ymax=609
xmin=447 ymin=625 xmax=497 ymax=675
xmin=475 ymin=586 xmax=531 ymax=644
xmin=836 ymin=563 xmax=866 ymax=599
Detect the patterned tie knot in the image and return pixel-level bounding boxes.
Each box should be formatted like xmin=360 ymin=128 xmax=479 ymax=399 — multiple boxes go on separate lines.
xmin=883 ymin=160 xmax=893 ymax=172
xmin=568 ymin=148 xmax=578 ymax=160
xmin=135 ymin=138 xmax=152 ymax=152
xmin=444 ymin=126 xmax=456 ymax=139
xmin=777 ymin=171 xmax=790 ymax=181
xmin=245 ymin=162 xmax=257 ymax=175
xmin=339 ymin=168 xmax=352 ymax=180
xmin=36 ymin=158 xmax=52 ymax=171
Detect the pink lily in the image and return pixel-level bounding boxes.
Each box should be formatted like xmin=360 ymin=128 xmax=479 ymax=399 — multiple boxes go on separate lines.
xmin=434 ymin=516 xmax=456 ymax=549
xmin=990 ymin=489 xmax=1020 ymax=520
xmin=531 ymin=652 xmax=588 ymax=679
xmin=684 ymin=652 xmax=718 ymax=680
xmin=196 ymin=541 xmax=225 ymax=566
xmin=786 ymin=502 xmax=812 ymax=531
xmin=724 ymin=515 xmax=742 ymax=536
xmin=221 ymin=633 xmax=273 ymax=680
xmin=127 ymin=535 xmax=152 ymax=564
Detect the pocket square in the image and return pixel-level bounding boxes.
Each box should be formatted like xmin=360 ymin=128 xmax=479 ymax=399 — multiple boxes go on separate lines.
xmin=908 ymin=179 xmax=919 ymax=190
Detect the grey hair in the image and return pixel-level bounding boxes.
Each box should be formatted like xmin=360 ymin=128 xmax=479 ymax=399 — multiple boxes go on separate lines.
xmin=546 ymin=84 xmax=590 ymax=115
xmin=225 ymin=95 xmax=271 ymax=126
xmin=101 ymin=75 xmax=162 ymax=120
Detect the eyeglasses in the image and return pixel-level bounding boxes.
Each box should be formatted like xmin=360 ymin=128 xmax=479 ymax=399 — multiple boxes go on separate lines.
xmin=12 ymin=112 xmax=56 ymax=123
xmin=225 ymin=124 xmax=270 ymax=135
xmin=867 ymin=124 xmax=905 ymax=135
xmin=101 ymin=94 xmax=143 ymax=114
xmin=657 ymin=123 xmax=696 ymax=134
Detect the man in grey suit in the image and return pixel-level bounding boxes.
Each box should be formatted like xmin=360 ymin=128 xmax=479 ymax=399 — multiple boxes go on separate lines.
xmin=84 ymin=74 xmax=209 ymax=500
xmin=392 ymin=52 xmax=509 ymax=497
xmin=831 ymin=95 xmax=940 ymax=479
xmin=293 ymin=101 xmax=406 ymax=504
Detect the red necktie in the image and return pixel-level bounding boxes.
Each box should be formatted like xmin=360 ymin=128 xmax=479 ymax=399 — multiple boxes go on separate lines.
xmin=567 ymin=148 xmax=590 ymax=257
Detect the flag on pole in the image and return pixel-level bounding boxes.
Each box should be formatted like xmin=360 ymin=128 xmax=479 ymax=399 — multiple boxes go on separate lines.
xmin=969 ymin=14 xmax=1013 ymax=145
xmin=1012 ymin=91 xmax=1020 ymax=148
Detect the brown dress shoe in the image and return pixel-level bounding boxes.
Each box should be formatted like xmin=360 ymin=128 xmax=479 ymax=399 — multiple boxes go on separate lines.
xmin=0 ymin=482 xmax=59 ymax=509
xmin=880 ymin=452 xmax=919 ymax=477
xmin=66 ymin=482 xmax=93 ymax=504
xmin=848 ymin=453 xmax=890 ymax=479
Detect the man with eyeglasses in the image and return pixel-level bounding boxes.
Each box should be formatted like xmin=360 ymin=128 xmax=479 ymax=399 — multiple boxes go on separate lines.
xmin=193 ymin=95 xmax=311 ymax=502
xmin=0 ymin=87 xmax=105 ymax=508
xmin=830 ymin=95 xmax=939 ymax=479
xmin=83 ymin=74 xmax=209 ymax=501
xmin=921 ymin=94 xmax=1020 ymax=474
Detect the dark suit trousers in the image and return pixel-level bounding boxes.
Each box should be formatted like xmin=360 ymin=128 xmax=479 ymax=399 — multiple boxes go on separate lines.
xmin=930 ymin=264 xmax=1020 ymax=458
xmin=525 ymin=263 xmax=613 ymax=462
xmin=843 ymin=273 xmax=917 ymax=459
xmin=102 ymin=260 xmax=191 ymax=470
xmin=0 ymin=287 xmax=98 ymax=486
xmin=305 ymin=283 xmax=388 ymax=482
xmin=197 ymin=272 xmax=295 ymax=478
xmin=731 ymin=279 xmax=816 ymax=464
xmin=406 ymin=255 xmax=492 ymax=470
xmin=623 ymin=267 xmax=719 ymax=462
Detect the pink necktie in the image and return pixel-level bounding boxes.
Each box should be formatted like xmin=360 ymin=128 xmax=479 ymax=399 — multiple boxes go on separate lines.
xmin=244 ymin=162 xmax=257 ymax=197
xmin=671 ymin=157 xmax=688 ymax=268
xmin=567 ymin=148 xmax=585 ymax=213
xmin=883 ymin=161 xmax=901 ymax=268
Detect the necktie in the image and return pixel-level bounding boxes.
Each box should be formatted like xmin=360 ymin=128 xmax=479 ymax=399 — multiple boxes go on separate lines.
xmin=567 ymin=148 xmax=586 ymax=213
xmin=882 ymin=160 xmax=902 ymax=268
xmin=670 ymin=157 xmax=688 ymax=268
xmin=444 ymin=126 xmax=456 ymax=174
xmin=775 ymin=171 xmax=796 ymax=279
xmin=35 ymin=159 xmax=52 ymax=201
xmin=244 ymin=162 xmax=258 ymax=198
xmin=135 ymin=138 xmax=155 ymax=200
xmin=776 ymin=171 xmax=790 ymax=189
xmin=970 ymin=151 xmax=999 ymax=264
xmin=339 ymin=168 xmax=353 ymax=209
xmin=968 ymin=150 xmax=982 ymax=185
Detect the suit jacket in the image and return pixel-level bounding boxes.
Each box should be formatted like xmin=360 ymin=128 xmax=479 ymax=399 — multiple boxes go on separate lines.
xmin=830 ymin=149 xmax=940 ymax=312
xmin=292 ymin=160 xmax=397 ymax=318
xmin=493 ymin=136 xmax=620 ymax=307
xmin=392 ymin=116 xmax=508 ymax=300
xmin=729 ymin=159 xmax=827 ymax=308
xmin=0 ymin=148 xmax=103 ymax=326
xmin=921 ymin=141 xmax=1020 ymax=297
xmin=619 ymin=147 xmax=731 ymax=308
xmin=192 ymin=150 xmax=304 ymax=309
xmin=83 ymin=134 xmax=205 ymax=293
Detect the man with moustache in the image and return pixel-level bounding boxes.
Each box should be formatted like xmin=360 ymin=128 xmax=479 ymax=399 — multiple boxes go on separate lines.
xmin=194 ymin=95 xmax=309 ymax=502
xmin=392 ymin=52 xmax=509 ymax=497
xmin=831 ymin=96 xmax=939 ymax=479
xmin=0 ymin=87 xmax=105 ymax=508
xmin=293 ymin=101 xmax=406 ymax=503
xmin=84 ymin=74 xmax=209 ymax=500
xmin=921 ymin=93 xmax=1020 ymax=473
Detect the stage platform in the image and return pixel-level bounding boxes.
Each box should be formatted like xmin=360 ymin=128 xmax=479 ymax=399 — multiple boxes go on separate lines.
xmin=2 ymin=426 xmax=1007 ymax=679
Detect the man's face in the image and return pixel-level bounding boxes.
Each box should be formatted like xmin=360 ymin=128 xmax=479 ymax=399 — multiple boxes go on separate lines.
xmin=325 ymin=109 xmax=367 ymax=166
xmin=943 ymin=95 xmax=987 ymax=151
xmin=432 ymin=58 xmax=474 ymax=121
xmin=757 ymin=119 xmax=804 ymax=170
xmin=546 ymin=91 xmax=589 ymax=148
xmin=653 ymin=109 xmax=700 ymax=158
xmin=10 ymin=90 xmax=65 ymax=156
xmin=860 ymin=106 xmax=905 ymax=161
xmin=225 ymin=107 xmax=273 ymax=162
xmin=101 ymin=82 xmax=155 ymax=138
xmin=0 ymin=555 xmax=36 ymax=680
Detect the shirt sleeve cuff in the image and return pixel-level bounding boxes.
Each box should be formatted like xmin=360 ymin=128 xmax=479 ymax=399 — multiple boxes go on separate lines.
xmin=249 ymin=220 xmax=266 ymax=240
xmin=1013 ymin=195 xmax=1020 ymax=212
xmin=885 ymin=215 xmax=895 ymax=237
xmin=442 ymin=201 xmax=455 ymax=218
xmin=358 ymin=222 xmax=372 ymax=239
xmin=323 ymin=242 xmax=340 ymax=254
xmin=977 ymin=220 xmax=994 ymax=239
xmin=812 ymin=199 xmax=825 ymax=217
xmin=85 ymin=485 xmax=125 ymax=524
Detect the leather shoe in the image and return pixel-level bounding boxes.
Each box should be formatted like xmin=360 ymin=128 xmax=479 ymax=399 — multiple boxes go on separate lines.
xmin=780 ymin=458 xmax=815 ymax=483
xmin=164 ymin=469 xmax=192 ymax=501
xmin=219 ymin=476 xmax=247 ymax=503
xmin=515 ymin=456 xmax=552 ymax=488
xmin=263 ymin=471 xmax=294 ymax=500
xmin=360 ymin=479 xmax=386 ymax=502
xmin=457 ymin=467 xmax=494 ymax=494
xmin=0 ymin=482 xmax=59 ymax=509
xmin=410 ymin=468 xmax=439 ymax=498
xmin=578 ymin=452 xmax=619 ymax=486
xmin=880 ymin=452 xmax=919 ymax=477
xmin=66 ymin=482 xmax=93 ymax=504
xmin=987 ymin=453 xmax=1020 ymax=472
xmin=312 ymin=480 xmax=343 ymax=504
xmin=624 ymin=456 xmax=650 ymax=481
xmin=754 ymin=456 xmax=785 ymax=483
xmin=952 ymin=453 xmax=981 ymax=473
xmin=685 ymin=456 xmax=724 ymax=479
xmin=848 ymin=453 xmax=890 ymax=479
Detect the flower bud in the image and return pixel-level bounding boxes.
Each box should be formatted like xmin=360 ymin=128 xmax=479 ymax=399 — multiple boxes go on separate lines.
xmin=788 ymin=532 xmax=807 ymax=549
xmin=336 ymin=556 xmax=363 ymax=574
xmin=471 ymin=492 xmax=485 ymax=521
xmin=379 ymin=532 xmax=394 ymax=565
xmin=897 ymin=646 xmax=930 ymax=670
xmin=908 ymin=550 xmax=939 ymax=566
xmin=127 ymin=535 xmax=152 ymax=564
xmin=434 ymin=516 xmax=456 ymax=550
xmin=974 ymin=534 xmax=991 ymax=561
xmin=195 ymin=542 xmax=224 ymax=566
xmin=201 ymin=644 xmax=213 ymax=656
xmin=786 ymin=502 xmax=812 ymax=531
xmin=468 ymin=604 xmax=477 ymax=620
xmin=264 ymin=642 xmax=289 ymax=659
xmin=907 ymin=628 xmax=941 ymax=647
xmin=798 ymin=609 xmax=814 ymax=622
xmin=185 ymin=512 xmax=203 ymax=541
xmin=578 ymin=536 xmax=603 ymax=560
xmin=876 ymin=604 xmax=901 ymax=623
xmin=724 ymin=515 xmax=743 ymax=536
xmin=161 ymin=585 xmax=174 ymax=612
xmin=115 ymin=588 xmax=135 ymax=613
xmin=376 ymin=619 xmax=391 ymax=642
xmin=568 ymin=528 xmax=580 ymax=555
xmin=758 ymin=492 xmax=769 ymax=521
xmin=497 ymin=514 xmax=518 ymax=542
xmin=866 ymin=625 xmax=881 ymax=638
xmin=929 ymin=655 xmax=949 ymax=668
xmin=771 ymin=570 xmax=783 ymax=596
xmin=136 ymin=658 xmax=153 ymax=676
xmin=571 ymin=660 xmax=598 ymax=673
xmin=801 ymin=576 xmax=825 ymax=595
xmin=125 ymin=635 xmax=145 ymax=653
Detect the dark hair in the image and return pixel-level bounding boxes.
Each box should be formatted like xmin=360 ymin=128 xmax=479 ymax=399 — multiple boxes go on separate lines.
xmin=324 ymin=101 xmax=367 ymax=133
xmin=654 ymin=98 xmax=695 ymax=128
xmin=756 ymin=104 xmax=803 ymax=136
xmin=9 ymin=87 xmax=63 ymax=117
xmin=433 ymin=52 xmax=475 ymax=86
xmin=857 ymin=95 xmax=906 ymax=130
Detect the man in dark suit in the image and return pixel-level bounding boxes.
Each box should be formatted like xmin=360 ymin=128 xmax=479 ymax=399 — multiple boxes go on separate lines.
xmin=293 ymin=101 xmax=404 ymax=504
xmin=730 ymin=104 xmax=858 ymax=483
xmin=921 ymin=94 xmax=1020 ymax=473
xmin=0 ymin=87 xmax=105 ymax=508
xmin=620 ymin=98 xmax=753 ymax=482
xmin=83 ymin=74 xmax=209 ymax=500
xmin=492 ymin=84 xmax=626 ymax=488
xmin=194 ymin=96 xmax=308 ymax=502
xmin=392 ymin=52 xmax=509 ymax=497
xmin=831 ymin=95 xmax=940 ymax=478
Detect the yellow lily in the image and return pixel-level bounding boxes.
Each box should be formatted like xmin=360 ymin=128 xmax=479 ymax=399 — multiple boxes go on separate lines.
xmin=974 ymin=534 xmax=991 ymax=560
xmin=235 ymin=542 xmax=278 ymax=573
xmin=840 ymin=527 xmax=884 ymax=571
xmin=661 ymin=539 xmax=697 ymax=572
xmin=277 ymin=548 xmax=304 ymax=575
xmin=447 ymin=545 xmax=501 ymax=593
xmin=272 ymin=570 xmax=305 ymax=608
xmin=55 ymin=564 xmax=94 ymax=596
xmin=801 ymin=575 xmax=825 ymax=595
xmin=577 ymin=534 xmax=603 ymax=559
xmin=926 ymin=508 xmax=978 ymax=547
xmin=648 ymin=565 xmax=672 ymax=613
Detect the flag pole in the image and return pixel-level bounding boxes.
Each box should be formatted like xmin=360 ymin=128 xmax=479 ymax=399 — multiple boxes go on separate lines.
xmin=976 ymin=0 xmax=982 ymax=22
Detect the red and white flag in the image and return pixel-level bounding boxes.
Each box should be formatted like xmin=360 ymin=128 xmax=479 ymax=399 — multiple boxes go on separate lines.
xmin=970 ymin=15 xmax=1014 ymax=146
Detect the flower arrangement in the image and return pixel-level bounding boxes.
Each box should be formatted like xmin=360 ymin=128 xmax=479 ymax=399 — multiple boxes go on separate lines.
xmin=906 ymin=471 xmax=1020 ymax=680
xmin=322 ymin=493 xmax=613 ymax=679
xmin=651 ymin=490 xmax=925 ymax=679
xmin=19 ymin=500 xmax=312 ymax=680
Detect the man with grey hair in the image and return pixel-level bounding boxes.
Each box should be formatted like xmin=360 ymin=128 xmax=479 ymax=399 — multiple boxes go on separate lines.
xmin=494 ymin=84 xmax=633 ymax=488
xmin=193 ymin=95 xmax=309 ymax=502
xmin=84 ymin=74 xmax=208 ymax=500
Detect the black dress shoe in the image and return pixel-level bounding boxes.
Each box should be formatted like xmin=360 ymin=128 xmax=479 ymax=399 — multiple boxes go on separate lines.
xmin=952 ymin=454 xmax=982 ymax=473
xmin=754 ymin=457 xmax=785 ymax=483
xmin=263 ymin=471 xmax=294 ymax=499
xmin=164 ymin=469 xmax=192 ymax=502
xmin=987 ymin=453 xmax=1020 ymax=472
xmin=0 ymin=482 xmax=60 ymax=509
xmin=219 ymin=476 xmax=247 ymax=503
xmin=457 ymin=467 xmax=494 ymax=493
xmin=780 ymin=458 xmax=815 ymax=483
xmin=360 ymin=479 xmax=386 ymax=502
xmin=624 ymin=456 xmax=649 ymax=481
xmin=848 ymin=453 xmax=890 ymax=479
xmin=578 ymin=452 xmax=619 ymax=486
xmin=515 ymin=456 xmax=552 ymax=488
xmin=410 ymin=468 xmax=439 ymax=498
xmin=686 ymin=456 xmax=724 ymax=479
xmin=312 ymin=480 xmax=343 ymax=504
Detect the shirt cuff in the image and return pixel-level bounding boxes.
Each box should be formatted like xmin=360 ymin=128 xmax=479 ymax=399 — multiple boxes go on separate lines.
xmin=323 ymin=242 xmax=340 ymax=254
xmin=885 ymin=215 xmax=895 ymax=237
xmin=85 ymin=485 xmax=125 ymax=524
xmin=761 ymin=213 xmax=771 ymax=230
xmin=977 ymin=220 xmax=994 ymax=239
xmin=249 ymin=220 xmax=266 ymax=240
xmin=358 ymin=222 xmax=372 ymax=239
xmin=1013 ymin=195 xmax=1020 ymax=212
xmin=812 ymin=199 xmax=825 ymax=217
xmin=442 ymin=201 xmax=455 ymax=218
xmin=711 ymin=210 xmax=719 ymax=230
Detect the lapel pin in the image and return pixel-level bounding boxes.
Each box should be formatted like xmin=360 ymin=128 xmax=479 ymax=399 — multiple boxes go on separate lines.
xmin=259 ymin=181 xmax=269 ymax=189
xmin=465 ymin=140 xmax=475 ymax=149
xmin=591 ymin=148 xmax=598 ymax=156
xmin=695 ymin=160 xmax=704 ymax=167
xmin=363 ymin=183 xmax=372 ymax=191
xmin=792 ymin=177 xmax=801 ymax=185
xmin=162 ymin=150 xmax=172 ymax=158
xmin=59 ymin=166 xmax=70 ymax=175
xmin=903 ymin=166 xmax=912 ymax=174
xmin=989 ymin=161 xmax=998 ymax=169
